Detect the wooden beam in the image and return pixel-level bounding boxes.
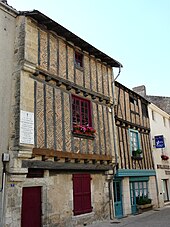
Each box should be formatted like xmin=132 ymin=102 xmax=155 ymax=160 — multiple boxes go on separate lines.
xmin=22 ymin=160 xmax=113 ymax=171
xmin=32 ymin=148 xmax=113 ymax=161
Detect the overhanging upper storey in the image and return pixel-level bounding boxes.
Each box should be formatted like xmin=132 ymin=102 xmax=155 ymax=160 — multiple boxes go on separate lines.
xmin=19 ymin=10 xmax=123 ymax=68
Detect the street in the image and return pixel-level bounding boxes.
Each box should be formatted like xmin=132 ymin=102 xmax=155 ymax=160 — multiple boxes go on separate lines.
xmin=87 ymin=205 xmax=170 ymax=227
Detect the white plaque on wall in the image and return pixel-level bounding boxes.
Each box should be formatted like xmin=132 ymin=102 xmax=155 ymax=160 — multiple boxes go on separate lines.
xmin=20 ymin=110 xmax=34 ymax=145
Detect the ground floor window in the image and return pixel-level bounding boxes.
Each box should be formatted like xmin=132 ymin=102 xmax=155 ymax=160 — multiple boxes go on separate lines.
xmin=73 ymin=173 xmax=92 ymax=215
xmin=130 ymin=181 xmax=149 ymax=205
xmin=130 ymin=178 xmax=151 ymax=214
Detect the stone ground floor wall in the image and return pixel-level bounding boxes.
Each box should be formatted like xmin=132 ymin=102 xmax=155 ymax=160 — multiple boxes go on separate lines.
xmin=121 ymin=176 xmax=158 ymax=217
xmin=3 ymin=170 xmax=111 ymax=227
xmin=156 ymin=169 xmax=170 ymax=208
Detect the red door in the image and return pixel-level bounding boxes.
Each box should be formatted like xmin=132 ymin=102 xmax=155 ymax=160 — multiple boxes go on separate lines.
xmin=21 ymin=187 xmax=42 ymax=227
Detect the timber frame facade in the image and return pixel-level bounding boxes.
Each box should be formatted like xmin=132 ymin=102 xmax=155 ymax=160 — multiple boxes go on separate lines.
xmin=113 ymin=81 xmax=158 ymax=217
xmin=2 ymin=8 xmax=122 ymax=227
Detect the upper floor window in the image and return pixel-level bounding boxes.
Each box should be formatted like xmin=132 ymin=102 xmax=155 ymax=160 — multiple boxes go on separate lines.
xmin=72 ymin=95 xmax=96 ymax=137
xmin=75 ymin=51 xmax=83 ymax=68
xmin=72 ymin=95 xmax=92 ymax=127
xmin=129 ymin=96 xmax=138 ymax=106
xmin=141 ymin=103 xmax=148 ymax=117
xmin=151 ymin=110 xmax=155 ymax=120
xmin=129 ymin=129 xmax=142 ymax=159
xmin=163 ymin=117 xmax=166 ymax=127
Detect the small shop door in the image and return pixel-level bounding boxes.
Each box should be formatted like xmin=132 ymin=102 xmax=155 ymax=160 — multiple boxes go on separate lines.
xmin=162 ymin=179 xmax=169 ymax=202
xmin=113 ymin=180 xmax=123 ymax=218
xmin=130 ymin=182 xmax=138 ymax=214
xmin=21 ymin=187 xmax=42 ymax=227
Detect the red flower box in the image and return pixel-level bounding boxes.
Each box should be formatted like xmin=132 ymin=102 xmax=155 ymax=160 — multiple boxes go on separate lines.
xmin=161 ymin=155 xmax=169 ymax=160
xmin=73 ymin=124 xmax=96 ymax=136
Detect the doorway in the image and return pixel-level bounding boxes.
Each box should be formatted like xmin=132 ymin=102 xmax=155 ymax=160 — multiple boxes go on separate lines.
xmin=162 ymin=179 xmax=169 ymax=202
xmin=113 ymin=180 xmax=123 ymax=218
xmin=21 ymin=186 xmax=42 ymax=227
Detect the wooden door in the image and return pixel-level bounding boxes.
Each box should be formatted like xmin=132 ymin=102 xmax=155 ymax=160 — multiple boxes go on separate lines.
xmin=21 ymin=187 xmax=42 ymax=227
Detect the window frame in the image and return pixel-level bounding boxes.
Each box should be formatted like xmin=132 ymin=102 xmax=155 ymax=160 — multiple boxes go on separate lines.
xmin=73 ymin=173 xmax=92 ymax=216
xmin=75 ymin=51 xmax=83 ymax=68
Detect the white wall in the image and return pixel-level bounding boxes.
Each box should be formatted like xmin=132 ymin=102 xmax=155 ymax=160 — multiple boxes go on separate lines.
xmin=149 ymin=103 xmax=170 ymax=207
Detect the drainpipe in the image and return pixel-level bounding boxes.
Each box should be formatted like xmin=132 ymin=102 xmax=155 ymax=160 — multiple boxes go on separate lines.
xmin=108 ymin=66 xmax=122 ymax=220
xmin=0 ymin=162 xmax=7 ymax=226
xmin=0 ymin=153 xmax=9 ymax=226
xmin=112 ymin=66 xmax=122 ymax=172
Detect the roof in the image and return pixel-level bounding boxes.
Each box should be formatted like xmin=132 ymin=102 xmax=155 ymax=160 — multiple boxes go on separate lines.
xmin=19 ymin=10 xmax=123 ymax=68
xmin=115 ymin=81 xmax=150 ymax=104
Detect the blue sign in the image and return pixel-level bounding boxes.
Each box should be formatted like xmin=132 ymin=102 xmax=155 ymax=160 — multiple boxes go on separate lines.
xmin=155 ymin=135 xmax=165 ymax=148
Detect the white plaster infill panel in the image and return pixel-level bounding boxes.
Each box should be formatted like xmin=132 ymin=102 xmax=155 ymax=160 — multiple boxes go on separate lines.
xmin=20 ymin=110 xmax=34 ymax=145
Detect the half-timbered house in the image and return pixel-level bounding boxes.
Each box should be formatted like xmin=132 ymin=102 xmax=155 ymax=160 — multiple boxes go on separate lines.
xmin=113 ymin=81 xmax=158 ymax=217
xmin=1 ymin=7 xmax=122 ymax=226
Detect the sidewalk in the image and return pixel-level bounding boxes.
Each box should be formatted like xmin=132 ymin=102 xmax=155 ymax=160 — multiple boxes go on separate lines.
xmin=86 ymin=205 xmax=170 ymax=227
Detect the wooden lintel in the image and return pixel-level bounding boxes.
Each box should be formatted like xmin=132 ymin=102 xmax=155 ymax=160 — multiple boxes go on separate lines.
xmin=32 ymin=148 xmax=112 ymax=161
xmin=22 ymin=160 xmax=113 ymax=171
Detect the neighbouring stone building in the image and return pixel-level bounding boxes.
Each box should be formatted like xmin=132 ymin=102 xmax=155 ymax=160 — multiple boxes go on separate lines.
xmin=0 ymin=2 xmax=123 ymax=227
xmin=133 ymin=85 xmax=170 ymax=115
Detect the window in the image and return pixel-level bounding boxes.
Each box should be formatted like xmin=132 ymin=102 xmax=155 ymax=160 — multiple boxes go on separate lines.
xmin=130 ymin=180 xmax=150 ymax=207
xmin=75 ymin=51 xmax=83 ymax=68
xmin=73 ymin=174 xmax=92 ymax=215
xmin=129 ymin=96 xmax=138 ymax=106
xmin=151 ymin=110 xmax=155 ymax=120
xmin=27 ymin=169 xmax=44 ymax=178
xmin=72 ymin=95 xmax=92 ymax=127
xmin=129 ymin=129 xmax=142 ymax=158
xmin=163 ymin=117 xmax=166 ymax=127
xmin=141 ymin=103 xmax=148 ymax=117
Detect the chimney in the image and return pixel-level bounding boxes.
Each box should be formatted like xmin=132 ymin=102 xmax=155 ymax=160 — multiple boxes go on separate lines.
xmin=132 ymin=85 xmax=146 ymax=97
xmin=0 ymin=0 xmax=7 ymax=3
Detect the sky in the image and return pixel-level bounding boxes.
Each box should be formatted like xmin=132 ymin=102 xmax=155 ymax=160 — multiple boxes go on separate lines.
xmin=7 ymin=0 xmax=170 ymax=97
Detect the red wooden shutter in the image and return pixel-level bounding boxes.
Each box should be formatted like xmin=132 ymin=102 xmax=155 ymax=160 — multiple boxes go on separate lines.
xmin=21 ymin=187 xmax=42 ymax=227
xmin=73 ymin=174 xmax=92 ymax=215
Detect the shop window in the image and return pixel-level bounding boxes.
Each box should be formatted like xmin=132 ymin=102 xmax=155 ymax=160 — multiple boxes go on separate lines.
xmin=130 ymin=181 xmax=150 ymax=206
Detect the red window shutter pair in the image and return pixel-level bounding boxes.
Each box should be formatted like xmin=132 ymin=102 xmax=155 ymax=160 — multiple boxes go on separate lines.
xmin=73 ymin=174 xmax=92 ymax=215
